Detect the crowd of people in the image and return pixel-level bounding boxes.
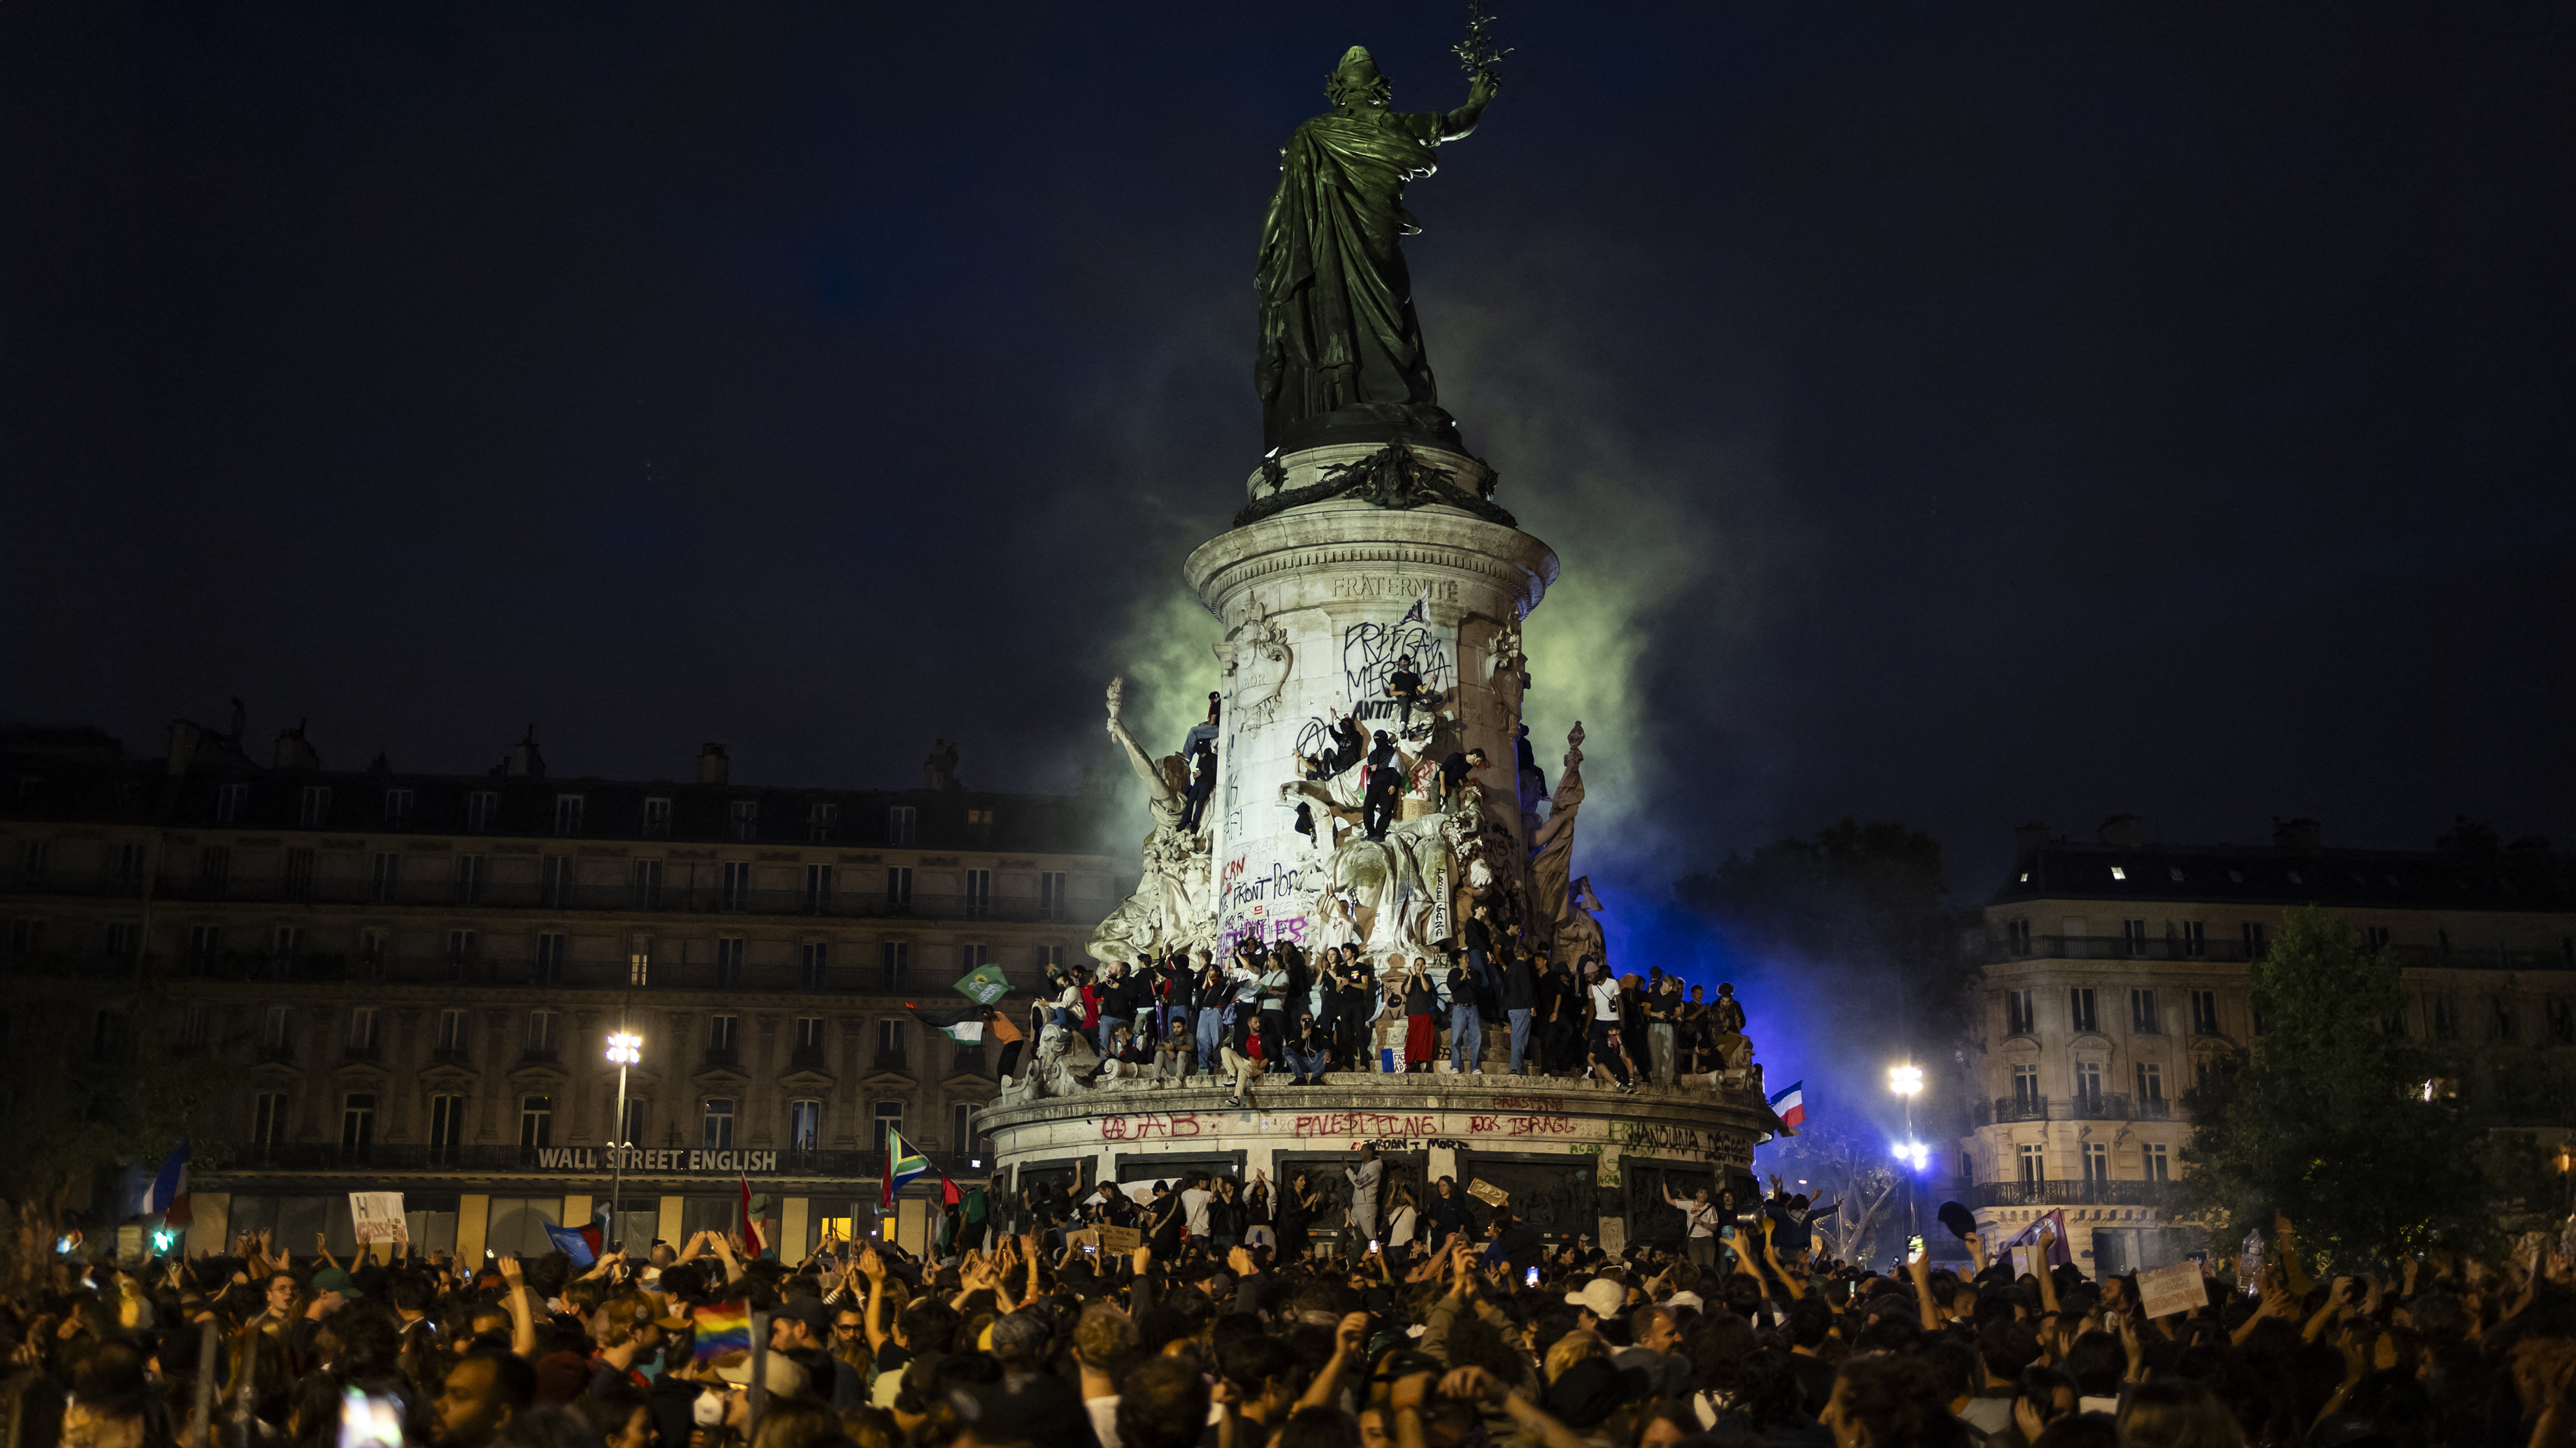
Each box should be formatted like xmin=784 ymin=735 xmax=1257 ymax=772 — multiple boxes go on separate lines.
xmin=1040 ymin=927 xmax=1751 ymax=1106
xmin=8 ymin=1169 xmax=2563 ymax=1448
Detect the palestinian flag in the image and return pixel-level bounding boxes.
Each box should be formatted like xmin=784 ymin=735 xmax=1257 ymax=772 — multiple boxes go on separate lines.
xmin=879 ymin=1130 xmax=929 ymax=1208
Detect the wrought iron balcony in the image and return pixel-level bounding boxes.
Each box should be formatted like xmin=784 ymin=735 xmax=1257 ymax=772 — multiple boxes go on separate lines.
xmin=1970 ymin=1180 xmax=2178 ymax=1208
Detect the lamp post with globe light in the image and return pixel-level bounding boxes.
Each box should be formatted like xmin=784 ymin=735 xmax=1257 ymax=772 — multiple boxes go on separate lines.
xmin=1889 ymin=1064 xmax=1925 ymax=1250
xmin=605 ymin=1031 xmax=643 ymax=1252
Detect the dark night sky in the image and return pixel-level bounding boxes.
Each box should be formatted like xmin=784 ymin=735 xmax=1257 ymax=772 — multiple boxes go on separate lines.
xmin=8 ymin=2 xmax=2573 ymax=971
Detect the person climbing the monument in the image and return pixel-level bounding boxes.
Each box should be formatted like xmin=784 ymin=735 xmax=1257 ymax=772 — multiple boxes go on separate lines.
xmin=1361 ymin=730 xmax=1404 ymax=839
xmin=1388 ymin=654 xmax=1426 ymax=731
xmin=1327 ymin=713 xmax=1367 ymax=775
xmin=1183 ymin=692 xmax=1221 ymax=757
xmin=1179 ymin=739 xmax=1217 ymax=832
xmin=1344 ymin=1143 xmax=1383 ymax=1256
xmin=1436 ymin=746 xmax=1488 ymax=805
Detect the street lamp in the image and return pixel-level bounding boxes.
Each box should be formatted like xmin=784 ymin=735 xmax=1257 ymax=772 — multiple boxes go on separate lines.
xmin=1888 ymin=1064 xmax=1925 ymax=1241
xmin=605 ymin=1031 xmax=643 ymax=1252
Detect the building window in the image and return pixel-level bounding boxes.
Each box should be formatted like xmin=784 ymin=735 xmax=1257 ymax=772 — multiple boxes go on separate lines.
xmin=617 ymin=1098 xmax=645 ymax=1146
xmin=2136 ymin=1063 xmax=2164 ymax=1102
xmin=965 ymin=869 xmax=993 ymax=919
xmin=2130 ymin=989 xmax=2159 ymax=1034
xmin=113 ymin=843 xmax=145 ymax=888
xmin=2003 ymin=990 xmax=2034 ymax=1036
xmin=721 ymin=862 xmax=751 ymax=911
xmin=382 ymin=789 xmax=415 ymax=827
xmin=789 ymin=1099 xmax=821 ymax=1152
xmin=800 ymin=942 xmax=828 ymax=990
xmin=703 ymin=1099 xmax=736 ymax=1150
xmin=99 ymin=920 xmax=137 ymax=960
xmin=6 ymin=919 xmax=43 ymax=957
xmin=1037 ymin=943 xmax=1064 ymax=971
xmin=519 ymin=1095 xmax=553 ymax=1148
xmin=253 ymin=1091 xmax=289 ymax=1148
xmin=715 ymin=937 xmax=744 ymax=987
xmin=633 ymin=858 xmax=663 ymax=910
xmin=89 ymin=1009 xmax=122 ymax=1062
xmin=642 ymin=797 xmax=672 ymax=839
xmin=20 ymin=839 xmax=50 ymax=879
xmin=260 ymin=1005 xmax=294 ymax=1052
xmin=2068 ymin=988 xmax=2098 ymax=1034
xmin=881 ymin=942 xmax=909 ymax=992
xmin=215 ymin=783 xmax=247 ymax=825
xmin=2143 ymin=1143 xmax=2171 ymax=1181
xmin=872 ymin=1101 xmax=903 ymax=1154
xmin=1039 ymin=871 xmax=1067 ymax=922
xmin=298 ymin=786 xmax=332 ymax=828
xmin=178 ymin=1001 xmax=210 ymax=1052
xmin=2180 ymin=920 xmax=2206 ymax=957
xmin=347 ymin=1007 xmax=380 ymax=1055
xmin=877 ymin=1018 xmax=904 ymax=1064
xmin=2242 ymin=922 xmax=2268 ymax=958
xmin=628 ymin=939 xmax=652 ymax=987
xmin=710 ymin=1014 xmax=739 ymax=1055
xmin=436 ymin=1009 xmax=470 ymax=1056
xmin=341 ymin=1092 xmax=377 ymax=1152
xmin=457 ymin=853 xmax=487 ymax=904
xmin=2496 ymin=1000 xmax=2522 ymax=1043
xmin=2010 ymin=1065 xmax=2039 ymax=1104
xmin=540 ymin=854 xmax=573 ymax=908
xmin=271 ymin=924 xmax=303 ymax=962
xmin=2432 ymin=994 xmax=2459 ymax=1041
xmin=952 ymin=1102 xmax=983 ymax=1161
xmin=885 ymin=867 xmax=913 ymax=908
xmin=553 ymin=795 xmax=585 ymax=837
xmin=428 ymin=1095 xmax=466 ymax=1162
xmin=199 ymin=845 xmax=231 ymax=892
xmin=960 ymin=943 xmax=988 ymax=971
xmin=447 ymin=928 xmax=478 ymax=965
xmin=805 ymin=864 xmax=833 ymax=914
xmin=2081 ymin=1142 xmax=2108 ymax=1182
xmin=2195 ymin=1057 xmax=2215 ymax=1092
xmin=727 ymin=800 xmax=761 ymax=842
xmin=2122 ymin=920 xmax=2147 ymax=955
xmin=283 ymin=848 xmax=315 ymax=899
xmin=466 ymin=791 xmax=498 ymax=832
xmin=535 ymin=932 xmax=564 ymax=984
xmin=2189 ymin=990 xmax=2219 ymax=1036
xmin=886 ymin=807 xmax=916 ymax=846
xmin=2366 ymin=925 xmax=2391 ymax=950
xmin=2549 ymin=998 xmax=2575 ymax=1045
xmin=796 ymin=1016 xmax=826 ymax=1048
xmin=966 ymin=808 xmax=993 ymax=827
xmin=2072 ymin=1061 xmax=2101 ymax=1102
xmin=808 ymin=802 xmax=839 ymax=843
xmin=526 ymin=1010 xmax=557 ymax=1055
xmin=2017 ymin=1144 xmax=2045 ymax=1184
xmin=2006 ymin=918 xmax=2031 ymax=956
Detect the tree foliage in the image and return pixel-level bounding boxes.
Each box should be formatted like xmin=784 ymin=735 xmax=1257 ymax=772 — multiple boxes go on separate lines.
xmin=2178 ymin=906 xmax=2518 ymax=1270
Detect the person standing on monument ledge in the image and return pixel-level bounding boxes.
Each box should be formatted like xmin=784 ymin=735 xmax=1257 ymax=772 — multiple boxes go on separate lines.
xmin=1255 ymin=46 xmax=1497 ymax=450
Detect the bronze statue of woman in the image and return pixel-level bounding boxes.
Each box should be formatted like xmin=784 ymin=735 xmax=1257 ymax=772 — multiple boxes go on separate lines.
xmin=1255 ymin=47 xmax=1497 ymax=454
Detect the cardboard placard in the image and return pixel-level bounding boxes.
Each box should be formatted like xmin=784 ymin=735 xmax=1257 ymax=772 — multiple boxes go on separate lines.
xmin=350 ymin=1192 xmax=408 ymax=1243
xmin=2010 ymin=1245 xmax=2041 ymax=1281
xmin=2136 ymin=1259 xmax=2208 ymax=1319
xmin=1096 ymin=1226 xmax=1141 ymax=1254
xmin=1599 ymin=1217 xmax=1626 ymax=1256
xmin=1466 ymin=1179 xmax=1510 ymax=1208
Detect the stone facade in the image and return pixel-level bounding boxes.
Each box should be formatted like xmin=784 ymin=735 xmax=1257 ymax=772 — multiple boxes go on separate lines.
xmin=0 ymin=722 xmax=1115 ymax=1259
xmin=1960 ymin=817 xmax=2576 ymax=1275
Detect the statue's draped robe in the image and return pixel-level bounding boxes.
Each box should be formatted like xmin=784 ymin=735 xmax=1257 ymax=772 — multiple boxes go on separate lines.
xmin=1256 ymin=109 xmax=1456 ymax=449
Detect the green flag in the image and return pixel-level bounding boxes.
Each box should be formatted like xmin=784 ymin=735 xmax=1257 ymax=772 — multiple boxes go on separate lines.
xmin=951 ymin=962 xmax=1012 ymax=1006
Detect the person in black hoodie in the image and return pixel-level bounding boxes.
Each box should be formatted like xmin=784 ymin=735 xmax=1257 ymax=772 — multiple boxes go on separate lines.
xmin=1361 ymin=732 xmax=1404 ymax=840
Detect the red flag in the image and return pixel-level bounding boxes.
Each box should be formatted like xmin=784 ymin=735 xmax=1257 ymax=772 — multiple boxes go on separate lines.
xmin=737 ymin=1175 xmax=764 ymax=1256
xmin=879 ymin=1138 xmax=895 ymax=1211
xmin=938 ymin=1169 xmax=961 ymax=1208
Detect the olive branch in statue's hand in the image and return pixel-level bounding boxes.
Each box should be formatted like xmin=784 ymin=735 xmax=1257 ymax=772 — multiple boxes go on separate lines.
xmin=1453 ymin=0 xmax=1511 ymax=85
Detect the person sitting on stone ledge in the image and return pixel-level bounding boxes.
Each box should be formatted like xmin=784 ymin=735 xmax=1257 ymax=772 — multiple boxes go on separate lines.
xmin=1155 ymin=1018 xmax=1193 ymax=1085
xmin=1285 ymin=1011 xmax=1333 ymax=1086
xmin=1388 ymin=654 xmax=1425 ymax=729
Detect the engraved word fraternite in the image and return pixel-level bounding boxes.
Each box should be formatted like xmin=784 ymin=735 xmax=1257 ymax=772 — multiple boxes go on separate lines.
xmin=1255 ymin=47 xmax=1496 ymax=454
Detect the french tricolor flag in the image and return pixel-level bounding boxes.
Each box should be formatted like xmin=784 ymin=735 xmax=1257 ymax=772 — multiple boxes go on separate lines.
xmin=140 ymin=1139 xmax=192 ymax=1226
xmin=1766 ymin=1080 xmax=1807 ymax=1133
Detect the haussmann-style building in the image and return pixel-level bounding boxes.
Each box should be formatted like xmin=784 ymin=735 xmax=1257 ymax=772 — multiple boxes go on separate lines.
xmin=1959 ymin=814 xmax=2576 ymax=1275
xmin=0 ymin=717 xmax=1117 ymax=1258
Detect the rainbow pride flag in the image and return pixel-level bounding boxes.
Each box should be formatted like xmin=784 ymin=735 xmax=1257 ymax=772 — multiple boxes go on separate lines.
xmin=691 ymin=1300 xmax=752 ymax=1365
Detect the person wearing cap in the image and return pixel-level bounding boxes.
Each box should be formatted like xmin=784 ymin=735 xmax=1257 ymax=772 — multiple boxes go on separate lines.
xmin=769 ymin=1293 xmax=864 ymax=1410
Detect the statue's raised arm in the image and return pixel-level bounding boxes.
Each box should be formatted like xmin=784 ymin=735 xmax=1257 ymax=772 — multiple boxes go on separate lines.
xmin=1104 ymin=677 xmax=1185 ymax=825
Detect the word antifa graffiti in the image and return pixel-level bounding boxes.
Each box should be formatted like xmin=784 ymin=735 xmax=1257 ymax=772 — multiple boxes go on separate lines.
xmin=530 ymin=1147 xmax=779 ymax=1173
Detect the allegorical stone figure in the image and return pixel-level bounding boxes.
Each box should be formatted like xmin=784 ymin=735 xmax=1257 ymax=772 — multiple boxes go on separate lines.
xmin=1255 ymin=46 xmax=1497 ymax=453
